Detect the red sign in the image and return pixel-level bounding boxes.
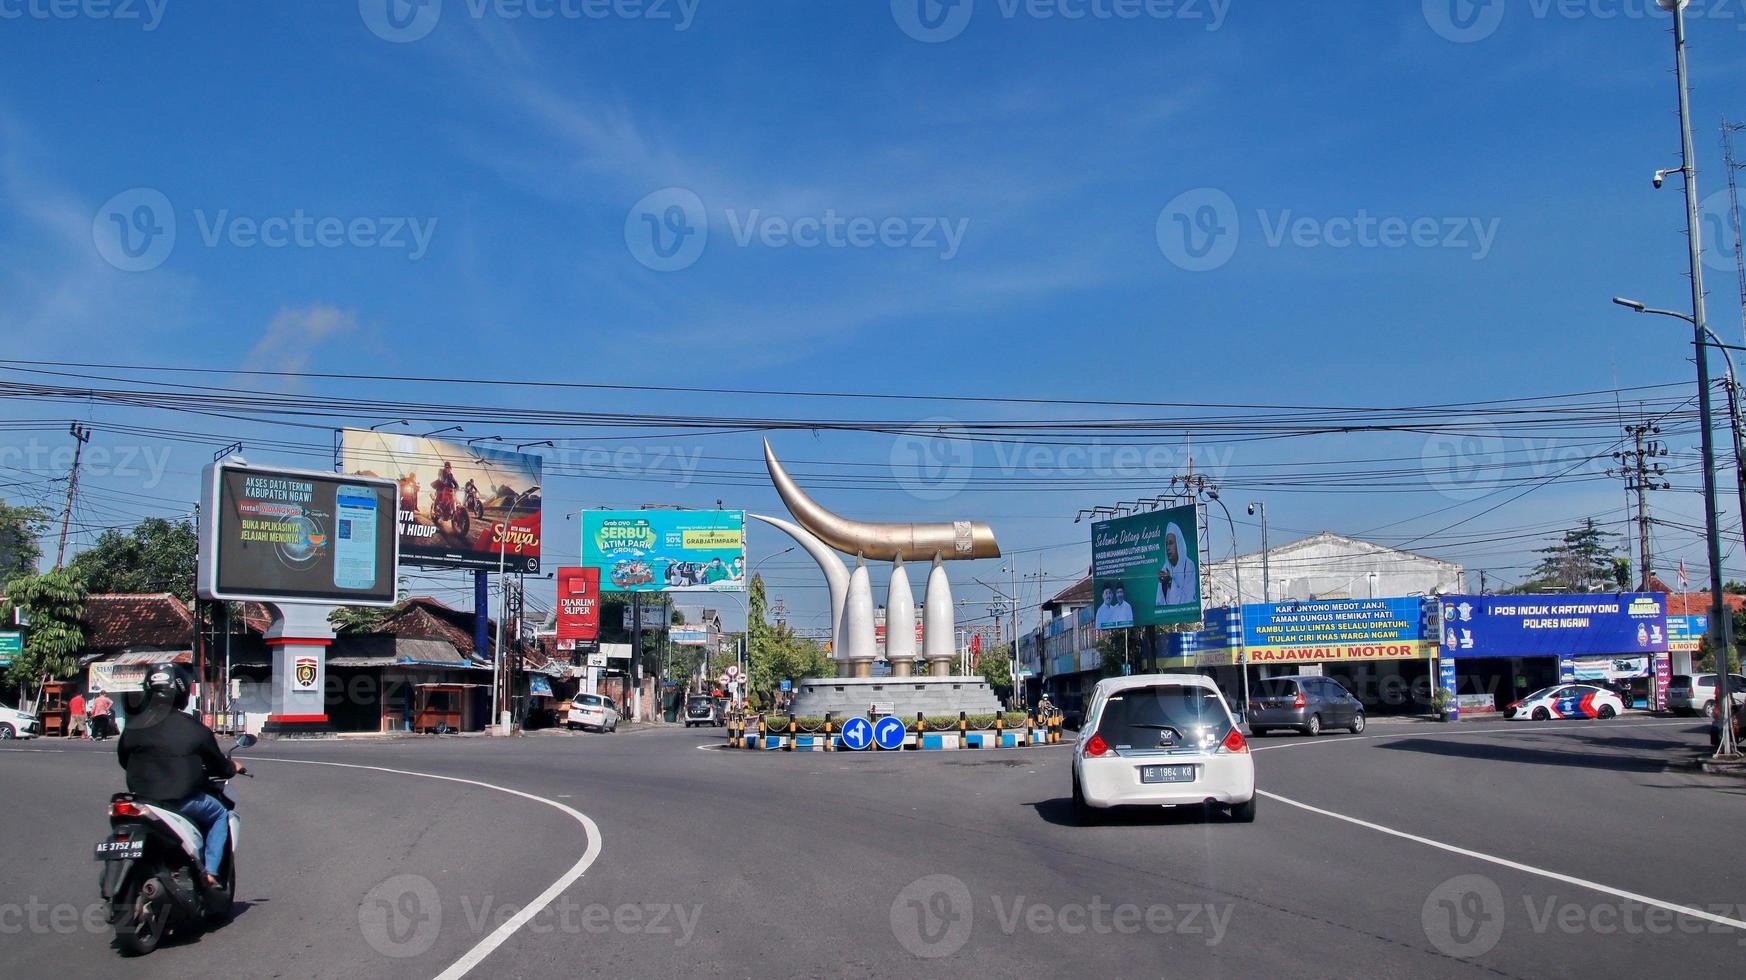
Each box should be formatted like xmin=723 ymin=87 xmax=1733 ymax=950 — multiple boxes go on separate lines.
xmin=556 ymin=567 xmax=602 ymax=641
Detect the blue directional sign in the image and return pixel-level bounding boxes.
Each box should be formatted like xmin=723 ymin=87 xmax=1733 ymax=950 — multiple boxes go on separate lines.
xmin=840 ymin=716 xmax=874 ymax=751
xmin=873 ymin=716 xmax=907 ymax=751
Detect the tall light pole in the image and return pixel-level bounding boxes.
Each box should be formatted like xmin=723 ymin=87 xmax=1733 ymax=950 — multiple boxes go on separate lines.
xmin=1247 ymin=501 xmax=1270 ymax=603
xmin=1202 ymin=488 xmax=1248 ymax=718
xmin=1616 ymin=297 xmax=1744 ymax=750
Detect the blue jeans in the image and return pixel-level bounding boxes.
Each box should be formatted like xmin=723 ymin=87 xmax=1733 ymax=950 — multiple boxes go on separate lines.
xmin=170 ymin=794 xmax=228 ymax=878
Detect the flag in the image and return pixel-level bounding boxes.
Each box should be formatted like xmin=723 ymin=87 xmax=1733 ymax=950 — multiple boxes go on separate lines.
xmin=1679 ymin=559 xmax=1689 ymax=591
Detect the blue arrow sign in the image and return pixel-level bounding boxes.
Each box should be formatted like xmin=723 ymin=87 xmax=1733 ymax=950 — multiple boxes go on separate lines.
xmin=840 ymin=716 xmax=873 ymax=751
xmin=873 ymin=716 xmax=907 ymax=751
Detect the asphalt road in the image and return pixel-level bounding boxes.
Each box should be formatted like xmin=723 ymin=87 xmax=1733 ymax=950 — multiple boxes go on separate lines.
xmin=1 ymin=718 xmax=1741 ymax=978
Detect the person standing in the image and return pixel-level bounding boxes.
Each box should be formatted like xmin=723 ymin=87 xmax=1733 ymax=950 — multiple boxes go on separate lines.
xmin=68 ymin=692 xmax=89 ymax=740
xmin=88 ymin=691 xmax=115 ymax=741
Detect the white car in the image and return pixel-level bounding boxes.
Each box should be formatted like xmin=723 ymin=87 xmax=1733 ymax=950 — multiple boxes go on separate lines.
xmin=0 ymin=703 xmax=42 ymax=740
xmin=1504 ymin=684 xmax=1625 ymax=721
xmin=1072 ymin=674 xmax=1256 ymax=824
xmin=566 ymin=694 xmax=620 ymax=733
xmin=1667 ymin=673 xmax=1746 ymax=717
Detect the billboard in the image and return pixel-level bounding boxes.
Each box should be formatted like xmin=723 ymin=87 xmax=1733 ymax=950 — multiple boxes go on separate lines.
xmin=1090 ymin=505 xmax=1200 ymax=629
xmin=582 ymin=510 xmax=746 ymax=593
xmin=198 ymin=461 xmax=399 ymax=606
xmin=1668 ymin=615 xmax=1706 ymax=654
xmin=341 ymin=429 xmax=543 ymax=574
xmin=1439 ymin=593 xmax=1668 ymax=659
xmin=556 ymin=567 xmax=602 ymax=642
xmin=670 ymin=626 xmax=710 ymax=646
xmin=1241 ymin=598 xmax=1431 ymax=664
xmin=0 ymin=631 xmax=18 ymax=667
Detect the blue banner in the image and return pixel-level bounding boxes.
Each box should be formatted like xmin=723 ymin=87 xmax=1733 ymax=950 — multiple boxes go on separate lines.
xmin=1239 ymin=597 xmax=1430 ymax=663
xmin=1440 ymin=593 xmax=1667 ymax=659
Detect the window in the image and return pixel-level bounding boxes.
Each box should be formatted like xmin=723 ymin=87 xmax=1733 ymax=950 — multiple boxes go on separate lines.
xmin=1095 ymin=685 xmax=1232 ymax=752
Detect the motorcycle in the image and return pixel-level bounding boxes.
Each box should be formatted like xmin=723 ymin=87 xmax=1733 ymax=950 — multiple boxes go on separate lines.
xmin=431 ymin=483 xmax=469 ymax=537
xmin=464 ymin=483 xmax=484 ymax=519
xmin=97 ymin=733 xmax=256 ymax=955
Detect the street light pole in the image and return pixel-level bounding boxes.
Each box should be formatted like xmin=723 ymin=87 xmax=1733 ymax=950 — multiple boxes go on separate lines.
xmin=1203 ymin=490 xmax=1248 ymax=719
xmin=1615 ymin=295 xmax=1740 ymax=755
xmin=1248 ymin=501 xmax=1270 ymax=603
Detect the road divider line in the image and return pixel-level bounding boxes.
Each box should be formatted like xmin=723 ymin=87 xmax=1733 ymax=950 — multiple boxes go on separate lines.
xmin=1259 ymin=789 xmax=1746 ymax=932
xmin=1250 ymin=720 xmax=1692 ymax=753
xmin=243 ymin=756 xmax=603 ymax=980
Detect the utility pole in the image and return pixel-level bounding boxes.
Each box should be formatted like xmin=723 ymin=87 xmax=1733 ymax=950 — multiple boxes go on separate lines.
xmin=1611 ymin=423 xmax=1672 ymax=590
xmin=52 ymin=423 xmax=92 ymax=569
xmin=1723 ymin=116 xmax=1745 ymax=342
xmin=1664 ymin=0 xmax=1735 ymax=756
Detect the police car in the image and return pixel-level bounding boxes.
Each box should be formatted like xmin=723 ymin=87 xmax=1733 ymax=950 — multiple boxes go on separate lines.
xmin=1504 ymin=684 xmax=1625 ymax=721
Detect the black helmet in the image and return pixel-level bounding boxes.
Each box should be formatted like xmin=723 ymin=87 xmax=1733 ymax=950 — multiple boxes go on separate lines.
xmin=143 ymin=662 xmax=190 ymax=709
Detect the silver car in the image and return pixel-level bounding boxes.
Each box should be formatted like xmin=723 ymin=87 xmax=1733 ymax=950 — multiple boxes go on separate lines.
xmin=1667 ymin=673 xmax=1746 ymax=716
xmin=1246 ymin=675 xmax=1366 ymax=737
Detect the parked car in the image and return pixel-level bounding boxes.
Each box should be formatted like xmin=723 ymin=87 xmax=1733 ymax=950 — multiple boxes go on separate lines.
xmin=1667 ymin=673 xmax=1746 ymax=717
xmin=566 ymin=694 xmax=620 ymax=733
xmin=1072 ymin=674 xmax=1256 ymax=824
xmin=0 ymin=702 xmax=41 ymax=739
xmin=1246 ymin=675 xmax=1366 ymax=737
xmin=684 ymin=695 xmax=723 ymax=728
xmin=1504 ymin=684 xmax=1624 ymax=721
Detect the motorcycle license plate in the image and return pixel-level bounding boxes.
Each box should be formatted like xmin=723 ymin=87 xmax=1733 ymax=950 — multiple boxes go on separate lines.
xmin=1140 ymin=765 xmax=1196 ymax=784
xmin=94 ymin=838 xmax=144 ymax=861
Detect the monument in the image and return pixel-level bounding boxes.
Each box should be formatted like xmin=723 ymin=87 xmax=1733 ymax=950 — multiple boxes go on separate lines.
xmin=754 ymin=441 xmax=1004 ymax=718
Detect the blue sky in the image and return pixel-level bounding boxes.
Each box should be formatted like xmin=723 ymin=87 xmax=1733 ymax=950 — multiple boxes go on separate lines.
xmin=3 ymin=1 xmax=1746 ymax=630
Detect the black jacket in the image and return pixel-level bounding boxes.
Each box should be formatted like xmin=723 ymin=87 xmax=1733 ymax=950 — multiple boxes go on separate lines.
xmin=116 ymin=707 xmax=237 ymax=801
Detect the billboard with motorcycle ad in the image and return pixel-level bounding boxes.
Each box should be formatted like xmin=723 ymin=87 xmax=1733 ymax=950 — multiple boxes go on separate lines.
xmin=340 ymin=428 xmax=542 ymax=574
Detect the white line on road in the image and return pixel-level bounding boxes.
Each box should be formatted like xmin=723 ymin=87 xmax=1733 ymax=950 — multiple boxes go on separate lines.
xmin=244 ymin=756 xmax=603 ymax=980
xmin=1250 ymin=719 xmax=1693 ymax=754
xmin=1259 ymin=789 xmax=1746 ymax=932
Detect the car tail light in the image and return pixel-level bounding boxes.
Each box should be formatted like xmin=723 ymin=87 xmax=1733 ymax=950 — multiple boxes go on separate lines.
xmin=1292 ymin=691 xmax=1307 ymax=709
xmin=110 ymin=800 xmax=143 ymax=818
xmin=1084 ymin=734 xmax=1113 ymax=758
xmin=1221 ymin=727 xmax=1249 ymax=754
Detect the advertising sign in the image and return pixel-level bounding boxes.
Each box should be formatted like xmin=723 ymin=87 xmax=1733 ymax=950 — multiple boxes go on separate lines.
xmin=341 ymin=429 xmax=543 ymax=574
xmin=1439 ymin=659 xmax=1459 ymax=721
xmin=582 ymin=510 xmax=746 ymax=593
xmin=1667 ymin=615 xmax=1706 ymax=653
xmin=89 ymin=661 xmax=147 ymax=694
xmin=0 ymin=631 xmax=18 ymax=667
xmin=671 ymin=626 xmax=710 ymax=646
xmin=1439 ymin=593 xmax=1667 ymax=659
xmin=1570 ymin=654 xmax=1652 ymax=682
xmin=1239 ymin=598 xmax=1430 ymax=663
xmin=1653 ymin=652 xmax=1673 ymax=711
xmin=556 ymin=567 xmax=602 ymax=642
xmin=198 ymin=461 xmax=399 ymax=606
xmin=1090 ymin=505 xmax=1201 ymax=629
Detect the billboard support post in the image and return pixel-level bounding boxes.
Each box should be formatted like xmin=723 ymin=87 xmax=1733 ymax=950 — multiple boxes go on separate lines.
xmin=262 ymin=602 xmax=336 ymax=735
xmin=631 ymin=593 xmax=643 ymax=723
xmin=474 ymin=570 xmax=489 ymax=675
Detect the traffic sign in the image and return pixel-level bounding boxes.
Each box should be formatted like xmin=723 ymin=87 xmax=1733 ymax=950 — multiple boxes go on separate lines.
xmin=840 ymin=716 xmax=874 ymax=751
xmin=873 ymin=716 xmax=907 ymax=751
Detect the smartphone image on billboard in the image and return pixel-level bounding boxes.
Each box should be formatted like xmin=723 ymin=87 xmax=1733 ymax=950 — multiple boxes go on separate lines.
xmin=334 ymin=486 xmax=379 ymax=591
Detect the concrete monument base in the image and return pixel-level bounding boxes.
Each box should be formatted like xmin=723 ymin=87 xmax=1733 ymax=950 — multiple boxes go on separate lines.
xmin=789 ymin=675 xmax=1003 ymax=719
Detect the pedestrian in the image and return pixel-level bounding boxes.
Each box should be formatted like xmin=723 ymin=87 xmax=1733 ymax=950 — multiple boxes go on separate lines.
xmin=68 ymin=691 xmax=89 ymax=740
xmin=89 ymin=691 xmax=115 ymax=741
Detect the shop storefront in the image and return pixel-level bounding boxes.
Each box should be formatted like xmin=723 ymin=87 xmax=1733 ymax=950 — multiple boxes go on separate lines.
xmin=1439 ymin=593 xmax=1670 ymax=712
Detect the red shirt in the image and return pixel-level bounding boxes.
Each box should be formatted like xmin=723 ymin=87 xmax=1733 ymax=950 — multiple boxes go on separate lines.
xmin=70 ymin=694 xmax=86 ymax=716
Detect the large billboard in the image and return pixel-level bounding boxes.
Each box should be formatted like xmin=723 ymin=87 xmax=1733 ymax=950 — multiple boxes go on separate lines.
xmin=555 ymin=567 xmax=602 ymax=642
xmin=1241 ymin=598 xmax=1431 ymax=663
xmin=1439 ymin=593 xmax=1668 ymax=659
xmin=341 ymin=429 xmax=542 ymax=574
xmin=1090 ymin=506 xmax=1200 ymax=628
xmin=582 ymin=510 xmax=746 ymax=593
xmin=198 ymin=460 xmax=399 ymax=606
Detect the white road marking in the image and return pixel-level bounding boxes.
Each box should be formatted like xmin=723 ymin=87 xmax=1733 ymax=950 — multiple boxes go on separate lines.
xmin=1259 ymin=789 xmax=1746 ymax=932
xmin=1249 ymin=719 xmax=1692 ymax=754
xmin=244 ymin=756 xmax=602 ymax=980
xmin=1251 ymin=719 xmax=1744 ymax=932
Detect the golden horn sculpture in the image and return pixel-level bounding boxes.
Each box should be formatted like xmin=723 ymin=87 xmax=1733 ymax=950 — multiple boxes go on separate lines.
xmin=763 ymin=439 xmax=1000 ymax=562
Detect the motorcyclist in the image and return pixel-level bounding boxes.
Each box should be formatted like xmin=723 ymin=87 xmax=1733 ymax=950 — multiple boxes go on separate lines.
xmin=114 ymin=665 xmax=245 ymax=891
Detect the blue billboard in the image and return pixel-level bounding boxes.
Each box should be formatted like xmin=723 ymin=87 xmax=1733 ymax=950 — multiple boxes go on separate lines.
xmin=1239 ymin=597 xmax=1430 ymax=664
xmin=1439 ymin=593 xmax=1667 ymax=659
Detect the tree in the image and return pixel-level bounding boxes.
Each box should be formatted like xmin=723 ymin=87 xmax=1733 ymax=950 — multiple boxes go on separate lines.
xmin=746 ymin=575 xmax=831 ymax=707
xmin=0 ymin=500 xmax=48 ymax=581
xmin=978 ymin=642 xmax=1013 ymax=702
xmin=2 ymin=568 xmax=88 ymax=698
xmin=1529 ymin=520 xmax=1624 ymax=592
xmin=68 ymin=517 xmax=198 ymax=602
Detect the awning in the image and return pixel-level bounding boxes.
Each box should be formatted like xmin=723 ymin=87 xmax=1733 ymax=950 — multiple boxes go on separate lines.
xmin=110 ymin=651 xmax=193 ymax=665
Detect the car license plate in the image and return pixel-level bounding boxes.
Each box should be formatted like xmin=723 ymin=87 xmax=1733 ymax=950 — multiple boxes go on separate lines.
xmin=1140 ymin=765 xmax=1195 ymax=784
xmin=94 ymin=838 xmax=143 ymax=861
